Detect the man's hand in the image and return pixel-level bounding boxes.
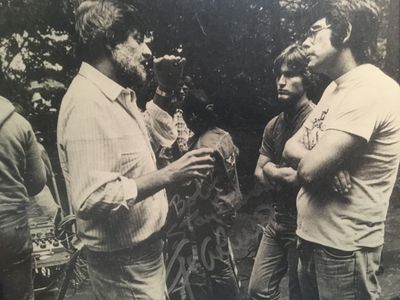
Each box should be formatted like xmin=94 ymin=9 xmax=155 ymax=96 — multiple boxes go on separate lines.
xmin=154 ymin=55 xmax=186 ymax=91
xmin=331 ymin=169 xmax=352 ymax=194
xmin=166 ymin=148 xmax=215 ymax=183
xmin=134 ymin=148 xmax=214 ymax=202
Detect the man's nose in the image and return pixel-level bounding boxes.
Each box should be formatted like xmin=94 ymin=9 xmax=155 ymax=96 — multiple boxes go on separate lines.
xmin=278 ymin=75 xmax=286 ymax=87
xmin=302 ymin=37 xmax=311 ymax=50
xmin=141 ymin=43 xmax=152 ymax=59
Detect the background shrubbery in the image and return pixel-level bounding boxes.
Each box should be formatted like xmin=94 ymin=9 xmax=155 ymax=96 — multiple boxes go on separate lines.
xmin=0 ymin=0 xmax=398 ymax=200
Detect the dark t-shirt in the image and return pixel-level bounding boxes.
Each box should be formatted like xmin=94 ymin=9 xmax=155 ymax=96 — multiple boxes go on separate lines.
xmin=260 ymin=101 xmax=314 ymax=220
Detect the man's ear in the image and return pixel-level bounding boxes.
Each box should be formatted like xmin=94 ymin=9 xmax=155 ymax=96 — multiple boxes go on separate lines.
xmin=342 ymin=22 xmax=352 ymax=45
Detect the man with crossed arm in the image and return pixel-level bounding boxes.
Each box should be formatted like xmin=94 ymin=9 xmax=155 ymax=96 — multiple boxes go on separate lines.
xmin=283 ymin=1 xmax=400 ymax=299
xmin=249 ymin=44 xmax=314 ymax=300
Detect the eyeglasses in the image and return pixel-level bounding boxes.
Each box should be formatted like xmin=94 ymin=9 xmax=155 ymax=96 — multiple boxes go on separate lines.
xmin=305 ymin=25 xmax=331 ymax=42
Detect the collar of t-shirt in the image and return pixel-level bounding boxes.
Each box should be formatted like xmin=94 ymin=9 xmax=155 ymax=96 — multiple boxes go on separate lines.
xmin=283 ymin=100 xmax=313 ymax=126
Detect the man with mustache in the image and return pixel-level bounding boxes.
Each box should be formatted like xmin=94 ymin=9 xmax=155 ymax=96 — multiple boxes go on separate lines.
xmin=283 ymin=0 xmax=400 ymax=299
xmin=57 ymin=1 xmax=214 ymax=299
xmin=248 ymin=44 xmax=314 ymax=300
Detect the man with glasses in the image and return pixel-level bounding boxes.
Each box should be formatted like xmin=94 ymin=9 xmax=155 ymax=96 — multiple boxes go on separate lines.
xmin=283 ymin=0 xmax=400 ymax=299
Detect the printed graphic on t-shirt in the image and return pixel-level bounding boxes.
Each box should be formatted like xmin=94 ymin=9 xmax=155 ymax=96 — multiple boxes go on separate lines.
xmin=304 ymin=108 xmax=329 ymax=150
xmin=310 ymin=109 xmax=329 ymax=131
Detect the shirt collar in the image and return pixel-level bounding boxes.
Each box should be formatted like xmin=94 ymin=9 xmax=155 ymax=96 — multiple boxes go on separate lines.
xmin=284 ymin=99 xmax=312 ymax=123
xmin=78 ymin=62 xmax=129 ymax=102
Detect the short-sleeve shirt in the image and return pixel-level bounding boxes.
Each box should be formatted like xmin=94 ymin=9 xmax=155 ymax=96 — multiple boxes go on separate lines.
xmin=297 ymin=64 xmax=400 ymax=251
xmin=260 ymin=100 xmax=314 ymax=217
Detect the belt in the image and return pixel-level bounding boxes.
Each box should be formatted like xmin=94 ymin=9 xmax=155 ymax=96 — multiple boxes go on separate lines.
xmin=298 ymin=238 xmax=355 ymax=257
xmin=85 ymin=231 xmax=164 ymax=258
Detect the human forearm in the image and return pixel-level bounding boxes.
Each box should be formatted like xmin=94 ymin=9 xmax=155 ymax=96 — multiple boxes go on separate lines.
xmin=76 ymin=172 xmax=169 ymax=221
xmin=282 ymin=138 xmax=309 ymax=169
xmin=78 ymin=169 xmax=172 ymax=220
xmin=282 ymin=126 xmax=313 ymax=169
xmin=135 ymin=147 xmax=217 ymax=201
xmin=77 ymin=147 xmax=214 ymax=220
xmin=135 ymin=167 xmax=174 ymax=201
xmin=263 ymin=162 xmax=298 ymax=185
xmin=297 ymin=130 xmax=364 ymax=186
xmin=152 ymin=55 xmax=186 ymax=116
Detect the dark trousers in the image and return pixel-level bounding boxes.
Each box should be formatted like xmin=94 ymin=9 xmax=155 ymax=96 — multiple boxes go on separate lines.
xmin=0 ymin=213 xmax=33 ymax=300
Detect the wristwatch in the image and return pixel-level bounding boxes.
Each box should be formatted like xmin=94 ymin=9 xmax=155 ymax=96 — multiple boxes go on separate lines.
xmin=156 ymin=86 xmax=173 ymax=98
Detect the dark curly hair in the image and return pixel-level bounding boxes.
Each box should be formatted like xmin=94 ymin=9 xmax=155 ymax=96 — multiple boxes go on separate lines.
xmin=75 ymin=1 xmax=148 ymax=62
xmin=315 ymin=0 xmax=380 ymax=64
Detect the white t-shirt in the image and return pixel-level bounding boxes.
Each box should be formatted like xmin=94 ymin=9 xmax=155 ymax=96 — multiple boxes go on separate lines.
xmin=297 ymin=64 xmax=400 ymax=251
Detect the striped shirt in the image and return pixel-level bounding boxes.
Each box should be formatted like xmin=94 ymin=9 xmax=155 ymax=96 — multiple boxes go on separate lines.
xmin=57 ymin=62 xmax=177 ymax=252
xmin=174 ymin=109 xmax=193 ymax=153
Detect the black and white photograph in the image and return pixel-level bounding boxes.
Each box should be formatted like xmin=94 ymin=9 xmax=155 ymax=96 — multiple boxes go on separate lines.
xmin=0 ymin=0 xmax=399 ymax=299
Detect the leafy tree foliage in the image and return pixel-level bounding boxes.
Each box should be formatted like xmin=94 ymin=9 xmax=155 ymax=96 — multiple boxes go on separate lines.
xmin=0 ymin=0 xmax=395 ymax=180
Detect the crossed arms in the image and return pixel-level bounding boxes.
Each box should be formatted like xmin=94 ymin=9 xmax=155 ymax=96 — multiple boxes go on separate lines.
xmin=282 ymin=127 xmax=365 ymax=192
xmin=256 ymin=126 xmax=365 ymax=194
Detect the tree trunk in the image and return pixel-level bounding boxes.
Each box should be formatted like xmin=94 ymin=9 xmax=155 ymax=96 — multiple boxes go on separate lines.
xmin=384 ymin=0 xmax=400 ymax=82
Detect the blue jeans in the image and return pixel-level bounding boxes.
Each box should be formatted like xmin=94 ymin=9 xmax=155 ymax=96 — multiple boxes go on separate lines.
xmin=86 ymin=238 xmax=168 ymax=300
xmin=194 ymin=220 xmax=240 ymax=300
xmin=297 ymin=238 xmax=382 ymax=300
xmin=0 ymin=213 xmax=33 ymax=300
xmin=248 ymin=218 xmax=302 ymax=300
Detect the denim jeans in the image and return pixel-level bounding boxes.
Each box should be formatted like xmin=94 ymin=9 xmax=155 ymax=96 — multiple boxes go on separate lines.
xmin=194 ymin=220 xmax=240 ymax=300
xmin=297 ymin=238 xmax=382 ymax=300
xmin=248 ymin=218 xmax=302 ymax=300
xmin=86 ymin=238 xmax=168 ymax=300
xmin=0 ymin=213 xmax=33 ymax=300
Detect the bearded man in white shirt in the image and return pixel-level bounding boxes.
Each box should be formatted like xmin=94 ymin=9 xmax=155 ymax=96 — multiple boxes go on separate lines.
xmin=57 ymin=1 xmax=214 ymax=299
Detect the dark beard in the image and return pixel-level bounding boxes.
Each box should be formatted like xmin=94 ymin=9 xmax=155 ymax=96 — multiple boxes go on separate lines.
xmin=114 ymin=63 xmax=146 ymax=90
xmin=277 ymin=94 xmax=301 ymax=112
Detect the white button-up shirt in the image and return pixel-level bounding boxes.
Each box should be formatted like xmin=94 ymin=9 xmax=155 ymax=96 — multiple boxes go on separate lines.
xmin=57 ymin=62 xmax=176 ymax=251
